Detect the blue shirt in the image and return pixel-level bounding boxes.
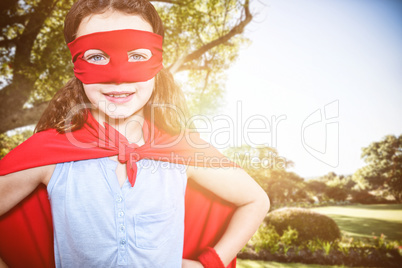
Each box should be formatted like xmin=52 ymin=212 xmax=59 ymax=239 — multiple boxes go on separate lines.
xmin=47 ymin=157 xmax=187 ymax=267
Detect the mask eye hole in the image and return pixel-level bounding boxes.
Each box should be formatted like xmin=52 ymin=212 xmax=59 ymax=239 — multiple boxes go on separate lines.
xmin=127 ymin=48 xmax=152 ymax=62
xmin=83 ymin=49 xmax=110 ymax=65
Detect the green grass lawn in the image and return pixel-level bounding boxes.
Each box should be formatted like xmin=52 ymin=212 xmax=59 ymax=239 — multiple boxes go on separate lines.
xmin=236 ymin=259 xmax=350 ymax=268
xmin=237 ymin=204 xmax=402 ymax=267
xmin=310 ymin=204 xmax=402 ymax=241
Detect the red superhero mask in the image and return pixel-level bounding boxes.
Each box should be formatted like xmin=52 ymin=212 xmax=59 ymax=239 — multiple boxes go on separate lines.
xmin=68 ymin=29 xmax=163 ymax=84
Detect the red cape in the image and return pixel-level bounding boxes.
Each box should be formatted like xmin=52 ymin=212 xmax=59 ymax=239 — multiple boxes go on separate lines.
xmin=0 ymin=113 xmax=237 ymax=267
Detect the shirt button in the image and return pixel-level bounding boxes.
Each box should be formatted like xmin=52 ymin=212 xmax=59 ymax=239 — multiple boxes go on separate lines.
xmin=119 ymin=224 xmax=125 ymax=232
xmin=120 ymin=239 xmax=126 ymax=246
xmin=116 ymin=195 xmax=123 ymax=203
xmin=118 ymin=210 xmax=125 ymax=217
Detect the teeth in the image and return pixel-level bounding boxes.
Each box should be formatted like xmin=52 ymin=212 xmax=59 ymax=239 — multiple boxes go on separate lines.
xmin=109 ymin=94 xmax=131 ymax=98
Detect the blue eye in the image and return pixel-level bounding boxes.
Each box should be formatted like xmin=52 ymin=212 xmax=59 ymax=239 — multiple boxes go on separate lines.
xmin=129 ymin=54 xmax=146 ymax=61
xmin=127 ymin=49 xmax=152 ymax=62
xmin=89 ymin=55 xmax=106 ymax=62
xmin=83 ymin=49 xmax=109 ymax=65
xmin=92 ymin=55 xmax=104 ymax=61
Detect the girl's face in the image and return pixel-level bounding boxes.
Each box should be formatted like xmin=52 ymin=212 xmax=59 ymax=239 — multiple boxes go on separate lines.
xmin=76 ymin=11 xmax=155 ymax=120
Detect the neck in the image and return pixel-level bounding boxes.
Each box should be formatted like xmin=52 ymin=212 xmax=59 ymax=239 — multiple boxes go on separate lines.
xmin=91 ymin=109 xmax=145 ymax=146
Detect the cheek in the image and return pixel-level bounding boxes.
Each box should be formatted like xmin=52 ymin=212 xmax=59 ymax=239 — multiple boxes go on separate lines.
xmin=137 ymin=79 xmax=154 ymax=100
xmin=82 ymin=84 xmax=103 ymax=106
xmin=82 ymin=84 xmax=95 ymax=99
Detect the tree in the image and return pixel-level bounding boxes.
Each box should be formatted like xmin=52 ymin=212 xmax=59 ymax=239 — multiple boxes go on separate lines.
xmin=266 ymin=170 xmax=308 ymax=204
xmin=354 ymin=135 xmax=402 ymax=202
xmin=315 ymin=171 xmax=353 ymax=202
xmin=224 ymin=145 xmax=310 ymax=205
xmin=0 ymin=0 xmax=254 ymax=133
xmin=305 ymin=180 xmax=328 ymax=202
xmin=324 ymin=186 xmax=348 ymax=202
xmin=0 ymin=129 xmax=33 ymax=158
xmin=224 ymin=145 xmax=292 ymax=187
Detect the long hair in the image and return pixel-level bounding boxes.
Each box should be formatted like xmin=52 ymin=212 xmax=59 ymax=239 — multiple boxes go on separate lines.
xmin=35 ymin=0 xmax=190 ymax=135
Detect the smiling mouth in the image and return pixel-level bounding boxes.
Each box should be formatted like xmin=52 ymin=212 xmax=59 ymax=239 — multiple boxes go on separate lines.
xmin=103 ymin=91 xmax=135 ymax=98
xmin=106 ymin=93 xmax=132 ymax=98
xmin=103 ymin=91 xmax=135 ymax=103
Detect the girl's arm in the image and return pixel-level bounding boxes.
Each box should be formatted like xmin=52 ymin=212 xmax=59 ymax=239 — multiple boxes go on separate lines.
xmin=0 ymin=165 xmax=55 ymax=216
xmin=185 ymin=166 xmax=270 ymax=267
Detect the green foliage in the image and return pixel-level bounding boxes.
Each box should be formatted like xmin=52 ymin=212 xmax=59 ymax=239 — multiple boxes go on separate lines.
xmin=305 ymin=180 xmax=328 ymax=194
xmin=31 ymin=0 xmax=75 ymax=103
xmin=350 ymin=190 xmax=378 ymax=204
xmin=354 ymin=135 xmax=402 ymax=202
xmin=224 ymin=145 xmax=290 ymax=172
xmin=337 ymin=242 xmax=350 ymax=256
xmin=224 ymin=145 xmax=312 ymax=206
xmin=312 ymin=172 xmax=358 ymax=203
xmin=251 ymin=223 xmax=299 ymax=255
xmin=280 ymin=226 xmax=299 ymax=246
xmin=373 ymin=233 xmax=386 ymax=249
xmin=320 ymin=241 xmax=333 ymax=255
xmin=265 ymin=208 xmax=341 ymax=244
xmin=154 ymin=0 xmax=250 ymax=115
xmin=266 ymin=170 xmax=309 ymax=205
xmin=240 ymin=205 xmax=402 ymax=267
xmin=305 ymin=240 xmax=319 ymax=254
xmin=325 ymin=186 xmax=348 ymax=202
xmin=252 ymin=224 xmax=281 ymax=254
xmin=0 ymin=129 xmax=33 ymax=158
xmin=1 ymin=0 xmax=74 ymax=100
xmin=280 ymin=226 xmax=299 ymax=255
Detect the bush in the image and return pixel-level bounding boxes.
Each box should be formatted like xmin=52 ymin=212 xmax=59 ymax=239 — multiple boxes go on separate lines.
xmin=251 ymin=224 xmax=280 ymax=254
xmin=265 ymin=207 xmax=341 ymax=244
xmin=239 ymin=234 xmax=402 ymax=267
xmin=251 ymin=224 xmax=299 ymax=255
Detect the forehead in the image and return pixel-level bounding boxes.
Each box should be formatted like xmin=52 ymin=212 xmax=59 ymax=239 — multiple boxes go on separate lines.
xmin=76 ymin=11 xmax=153 ymax=38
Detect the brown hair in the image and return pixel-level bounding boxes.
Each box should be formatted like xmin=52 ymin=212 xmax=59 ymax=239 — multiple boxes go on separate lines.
xmin=36 ymin=0 xmax=190 ymax=135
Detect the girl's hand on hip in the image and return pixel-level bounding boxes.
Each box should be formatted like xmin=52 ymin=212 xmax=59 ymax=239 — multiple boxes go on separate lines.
xmin=182 ymin=259 xmax=203 ymax=268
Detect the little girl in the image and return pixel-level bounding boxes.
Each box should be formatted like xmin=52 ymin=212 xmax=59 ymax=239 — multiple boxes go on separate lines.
xmin=0 ymin=0 xmax=269 ymax=267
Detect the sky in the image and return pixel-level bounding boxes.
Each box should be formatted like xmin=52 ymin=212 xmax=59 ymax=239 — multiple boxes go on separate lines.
xmin=205 ymin=0 xmax=402 ymax=178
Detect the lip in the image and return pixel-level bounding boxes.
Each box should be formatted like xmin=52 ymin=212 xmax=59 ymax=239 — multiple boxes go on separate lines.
xmin=103 ymin=91 xmax=135 ymax=104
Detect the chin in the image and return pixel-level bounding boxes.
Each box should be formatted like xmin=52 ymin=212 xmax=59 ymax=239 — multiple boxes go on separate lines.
xmin=104 ymin=108 xmax=144 ymax=120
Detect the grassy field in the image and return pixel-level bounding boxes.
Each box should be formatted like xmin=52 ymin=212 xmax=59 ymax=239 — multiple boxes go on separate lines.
xmin=310 ymin=204 xmax=402 ymax=241
xmin=237 ymin=204 xmax=402 ymax=267
xmin=236 ymin=259 xmax=349 ymax=268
